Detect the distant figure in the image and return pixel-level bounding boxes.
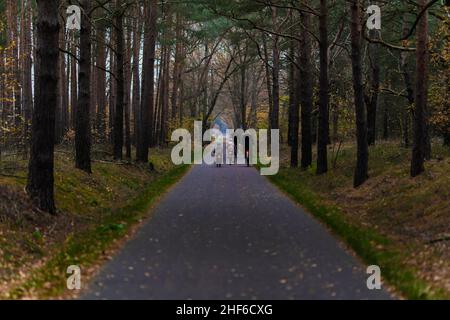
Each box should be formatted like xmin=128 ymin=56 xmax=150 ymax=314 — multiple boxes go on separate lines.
xmin=215 ymin=136 xmax=223 ymax=168
xmin=245 ymin=136 xmax=250 ymax=167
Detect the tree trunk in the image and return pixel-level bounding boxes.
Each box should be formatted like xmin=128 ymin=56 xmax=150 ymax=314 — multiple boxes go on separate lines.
xmin=290 ymin=61 xmax=300 ymax=168
xmin=137 ymin=0 xmax=157 ymax=162
xmin=96 ymin=19 xmax=107 ymax=143
xmin=22 ymin=0 xmax=33 ymax=149
xmin=400 ymin=17 xmax=414 ymax=147
xmin=56 ymin=25 xmax=66 ymax=144
xmin=70 ymin=33 xmax=78 ymax=130
xmin=411 ymin=0 xmax=429 ymax=177
xmin=171 ymin=12 xmax=183 ymax=123
xmin=240 ymin=63 xmax=247 ymax=130
xmin=124 ymin=22 xmax=132 ymax=160
xmin=350 ymin=0 xmax=369 ymax=187
xmin=299 ymin=7 xmax=313 ymax=169
xmin=75 ymin=0 xmax=92 ymax=173
xmin=366 ymin=30 xmax=380 ymax=146
xmin=26 ymin=0 xmax=60 ymax=214
xmin=317 ymin=0 xmax=329 ymax=174
xmin=270 ymin=7 xmax=280 ymax=131
xmin=132 ymin=7 xmax=142 ymax=149
xmin=6 ymin=0 xmax=21 ymax=127
xmin=262 ymin=33 xmax=273 ymax=128
xmin=109 ymin=31 xmax=116 ymax=143
xmin=113 ymin=0 xmax=125 ymax=160
xmin=287 ymin=19 xmax=296 ymax=147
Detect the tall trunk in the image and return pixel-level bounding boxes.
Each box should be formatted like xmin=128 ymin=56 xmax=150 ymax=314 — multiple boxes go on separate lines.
xmin=27 ymin=0 xmax=60 ymax=214
xmin=90 ymin=43 xmax=97 ymax=133
xmin=350 ymin=0 xmax=369 ymax=187
xmin=137 ymin=0 xmax=157 ymax=162
xmin=70 ymin=33 xmax=78 ymax=130
xmin=22 ymin=0 xmax=33 ymax=147
xmin=366 ymin=30 xmax=380 ymax=146
xmin=154 ymin=55 xmax=163 ymax=144
xmin=96 ymin=21 xmax=107 ymax=142
xmin=62 ymin=34 xmax=69 ymax=138
xmin=159 ymin=44 xmax=171 ymax=145
xmin=240 ymin=63 xmax=247 ymax=130
xmin=113 ymin=0 xmax=125 ymax=160
xmin=287 ymin=26 xmax=296 ymax=147
xmin=400 ymin=17 xmax=414 ymax=147
xmin=290 ymin=54 xmax=300 ymax=168
xmin=411 ymin=0 xmax=429 ymax=177
xmin=124 ymin=22 xmax=132 ymax=160
xmin=262 ymin=33 xmax=273 ymax=128
xmin=75 ymin=0 xmax=92 ymax=173
xmin=56 ymin=25 xmax=65 ymax=144
xmin=249 ymin=66 xmax=260 ymax=128
xmin=132 ymin=7 xmax=142 ymax=148
xmin=299 ymin=6 xmax=313 ymax=168
xmin=179 ymin=79 xmax=185 ymax=125
xmin=109 ymin=32 xmax=116 ymax=143
xmin=171 ymin=12 xmax=183 ymax=122
xmin=271 ymin=7 xmax=280 ymax=130
xmin=6 ymin=0 xmax=21 ymax=127
xmin=317 ymin=0 xmax=329 ymax=174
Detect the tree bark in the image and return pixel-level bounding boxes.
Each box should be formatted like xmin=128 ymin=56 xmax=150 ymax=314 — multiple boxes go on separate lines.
xmin=287 ymin=15 xmax=296 ymax=147
xmin=75 ymin=0 xmax=92 ymax=173
xmin=26 ymin=0 xmax=60 ymax=214
xmin=22 ymin=0 xmax=33 ymax=148
xmin=317 ymin=0 xmax=329 ymax=174
xmin=290 ymin=61 xmax=300 ymax=168
xmin=400 ymin=17 xmax=414 ymax=147
xmin=96 ymin=17 xmax=107 ymax=143
xmin=411 ymin=0 xmax=429 ymax=177
xmin=124 ymin=21 xmax=132 ymax=160
xmin=171 ymin=12 xmax=183 ymax=123
xmin=299 ymin=7 xmax=313 ymax=169
xmin=132 ymin=7 xmax=142 ymax=148
xmin=113 ymin=0 xmax=125 ymax=160
xmin=270 ymin=7 xmax=280 ymax=131
xmin=109 ymin=30 xmax=116 ymax=143
xmin=366 ymin=30 xmax=380 ymax=146
xmin=137 ymin=0 xmax=157 ymax=162
xmin=70 ymin=32 xmax=78 ymax=130
xmin=350 ymin=0 xmax=369 ymax=187
xmin=262 ymin=33 xmax=273 ymax=128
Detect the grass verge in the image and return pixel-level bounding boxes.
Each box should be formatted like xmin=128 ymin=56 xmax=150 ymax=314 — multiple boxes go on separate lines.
xmin=262 ymin=141 xmax=450 ymax=300
xmin=0 ymin=148 xmax=190 ymax=299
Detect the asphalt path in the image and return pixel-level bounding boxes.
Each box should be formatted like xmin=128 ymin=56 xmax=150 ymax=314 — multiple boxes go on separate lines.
xmin=82 ymin=164 xmax=391 ymax=300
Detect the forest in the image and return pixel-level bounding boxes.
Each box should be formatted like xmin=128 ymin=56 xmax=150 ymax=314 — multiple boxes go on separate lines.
xmin=0 ymin=0 xmax=449 ymax=300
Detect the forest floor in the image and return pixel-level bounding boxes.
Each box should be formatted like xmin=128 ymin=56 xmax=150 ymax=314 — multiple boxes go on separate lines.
xmin=0 ymin=147 xmax=189 ymax=299
xmin=268 ymin=140 xmax=450 ymax=299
